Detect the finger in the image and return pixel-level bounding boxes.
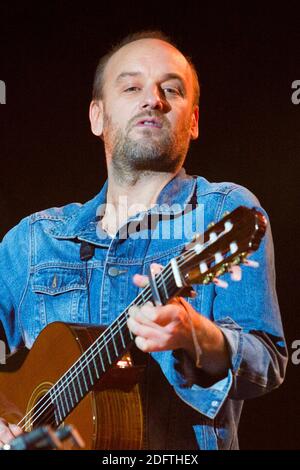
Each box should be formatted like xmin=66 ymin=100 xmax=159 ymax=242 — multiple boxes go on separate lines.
xmin=229 ymin=265 xmax=242 ymax=281
xmin=135 ymin=336 xmax=151 ymax=352
xmin=141 ymin=302 xmax=183 ymax=326
xmin=213 ymin=277 xmax=228 ymax=289
xmin=150 ymin=263 xmax=164 ymax=274
xmin=128 ymin=304 xmax=142 ymax=318
xmin=8 ymin=423 xmax=23 ymax=437
xmin=129 ymin=303 xmax=165 ymax=328
xmin=128 ymin=302 xmax=154 ymax=319
xmin=132 ymin=263 xmax=164 ymax=288
xmin=132 ymin=273 xmax=149 ymax=288
xmin=129 ymin=300 xmax=186 ymax=333
xmin=0 ymin=421 xmax=16 ymax=444
xmin=243 ymin=259 xmax=259 ymax=268
xmin=189 ymin=290 xmax=197 ymax=298
xmin=128 ymin=302 xmax=184 ymax=334
xmin=127 ymin=317 xmax=169 ymax=348
xmin=135 ymin=335 xmax=164 ymax=353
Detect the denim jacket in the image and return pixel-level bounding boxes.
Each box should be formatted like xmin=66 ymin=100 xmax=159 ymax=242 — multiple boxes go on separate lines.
xmin=0 ymin=168 xmax=287 ymax=450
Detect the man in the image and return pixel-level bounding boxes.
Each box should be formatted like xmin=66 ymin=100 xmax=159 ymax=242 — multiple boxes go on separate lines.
xmin=0 ymin=31 xmax=287 ymax=449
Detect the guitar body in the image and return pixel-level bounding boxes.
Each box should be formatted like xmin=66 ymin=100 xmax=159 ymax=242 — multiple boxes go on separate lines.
xmin=0 ymin=322 xmax=144 ymax=449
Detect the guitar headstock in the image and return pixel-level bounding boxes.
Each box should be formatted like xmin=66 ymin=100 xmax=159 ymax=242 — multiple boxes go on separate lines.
xmin=179 ymin=206 xmax=267 ymax=286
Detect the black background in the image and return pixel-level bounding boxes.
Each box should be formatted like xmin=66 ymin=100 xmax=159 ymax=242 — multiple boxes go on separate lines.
xmin=0 ymin=1 xmax=299 ymax=449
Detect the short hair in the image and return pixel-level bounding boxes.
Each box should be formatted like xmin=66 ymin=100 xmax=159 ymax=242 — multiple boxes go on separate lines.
xmin=92 ymin=30 xmax=200 ymax=106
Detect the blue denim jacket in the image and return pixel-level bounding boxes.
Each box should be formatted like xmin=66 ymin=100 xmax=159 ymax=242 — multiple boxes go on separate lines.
xmin=0 ymin=169 xmax=287 ymax=449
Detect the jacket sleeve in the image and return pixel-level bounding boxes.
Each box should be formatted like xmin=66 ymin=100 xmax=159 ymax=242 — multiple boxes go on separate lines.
xmin=152 ymin=185 xmax=287 ymax=419
xmin=212 ymin=186 xmax=287 ymax=400
xmin=0 ymin=217 xmax=30 ymax=355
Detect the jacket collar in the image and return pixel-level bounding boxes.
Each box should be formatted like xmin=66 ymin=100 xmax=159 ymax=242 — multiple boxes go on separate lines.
xmin=49 ymin=167 xmax=197 ymax=245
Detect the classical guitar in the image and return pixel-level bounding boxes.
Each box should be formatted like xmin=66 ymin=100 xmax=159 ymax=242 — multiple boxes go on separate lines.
xmin=0 ymin=206 xmax=267 ymax=449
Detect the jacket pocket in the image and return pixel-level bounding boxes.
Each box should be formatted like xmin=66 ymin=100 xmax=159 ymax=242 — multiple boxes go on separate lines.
xmin=31 ymin=266 xmax=90 ymax=325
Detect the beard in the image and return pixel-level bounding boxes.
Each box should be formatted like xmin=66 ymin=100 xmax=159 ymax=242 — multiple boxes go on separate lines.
xmin=103 ymin=110 xmax=192 ymax=183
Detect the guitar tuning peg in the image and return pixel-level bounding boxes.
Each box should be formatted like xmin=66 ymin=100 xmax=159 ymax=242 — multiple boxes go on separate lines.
xmin=207 ymin=221 xmax=215 ymax=229
xmin=216 ymin=265 xmax=226 ymax=276
xmin=215 ymin=263 xmax=230 ymax=277
xmin=203 ymin=273 xmax=214 ymax=284
xmin=222 ymin=262 xmax=230 ymax=271
xmin=231 ymin=256 xmax=241 ymax=266
xmin=240 ymin=252 xmax=248 ymax=262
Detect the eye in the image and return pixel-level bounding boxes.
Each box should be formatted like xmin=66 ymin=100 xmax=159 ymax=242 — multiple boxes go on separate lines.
xmin=163 ymin=87 xmax=181 ymax=96
xmin=124 ymin=87 xmax=140 ymax=93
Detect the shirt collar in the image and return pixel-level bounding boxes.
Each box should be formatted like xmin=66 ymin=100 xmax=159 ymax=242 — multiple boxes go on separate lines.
xmin=49 ymin=167 xmax=197 ymax=244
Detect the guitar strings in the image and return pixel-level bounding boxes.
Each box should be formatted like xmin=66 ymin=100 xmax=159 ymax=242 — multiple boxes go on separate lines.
xmin=17 ymin=234 xmax=226 ymax=430
xmin=18 ymin=235 xmax=226 ymax=430
xmin=17 ymin=261 xmax=182 ymax=430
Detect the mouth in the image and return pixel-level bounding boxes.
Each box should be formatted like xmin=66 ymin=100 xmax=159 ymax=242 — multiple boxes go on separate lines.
xmin=136 ymin=118 xmax=163 ymax=129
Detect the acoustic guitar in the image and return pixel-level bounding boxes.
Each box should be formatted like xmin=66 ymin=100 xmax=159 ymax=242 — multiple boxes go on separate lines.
xmin=0 ymin=206 xmax=267 ymax=449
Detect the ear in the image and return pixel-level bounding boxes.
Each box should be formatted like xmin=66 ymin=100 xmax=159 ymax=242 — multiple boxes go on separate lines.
xmin=89 ymin=100 xmax=104 ymax=137
xmin=190 ymin=105 xmax=199 ymax=140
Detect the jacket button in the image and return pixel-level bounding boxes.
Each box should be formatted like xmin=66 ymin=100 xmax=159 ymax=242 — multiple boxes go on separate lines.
xmin=108 ymin=267 xmax=127 ymax=277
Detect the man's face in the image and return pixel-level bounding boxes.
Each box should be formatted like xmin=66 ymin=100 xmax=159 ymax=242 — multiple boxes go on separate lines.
xmin=90 ymin=39 xmax=199 ymax=175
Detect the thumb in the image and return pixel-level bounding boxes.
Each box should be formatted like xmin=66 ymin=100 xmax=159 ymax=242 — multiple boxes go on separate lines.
xmin=8 ymin=423 xmax=23 ymax=437
xmin=133 ymin=263 xmax=164 ymax=288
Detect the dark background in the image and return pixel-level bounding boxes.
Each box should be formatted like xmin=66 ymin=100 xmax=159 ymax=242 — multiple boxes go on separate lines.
xmin=0 ymin=1 xmax=299 ymax=449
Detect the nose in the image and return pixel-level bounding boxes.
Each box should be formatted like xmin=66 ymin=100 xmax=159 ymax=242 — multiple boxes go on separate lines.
xmin=140 ymin=86 xmax=165 ymax=111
